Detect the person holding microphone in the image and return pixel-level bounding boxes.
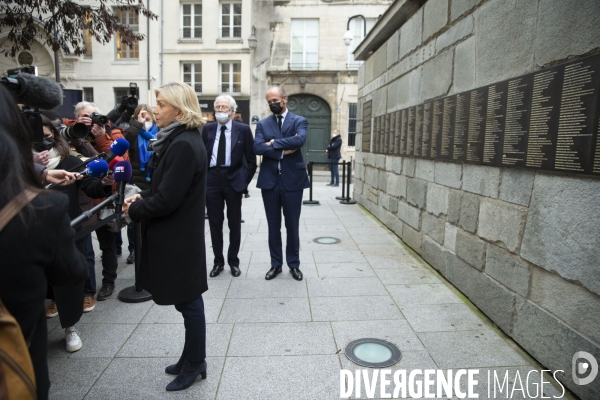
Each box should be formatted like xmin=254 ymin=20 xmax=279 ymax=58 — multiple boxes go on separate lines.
xmin=122 ymin=82 xmax=208 ymax=392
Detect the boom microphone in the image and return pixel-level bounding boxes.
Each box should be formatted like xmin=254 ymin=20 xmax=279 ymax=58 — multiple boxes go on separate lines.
xmin=1 ymin=73 xmax=63 ymax=110
xmin=104 ymin=138 xmax=130 ymax=164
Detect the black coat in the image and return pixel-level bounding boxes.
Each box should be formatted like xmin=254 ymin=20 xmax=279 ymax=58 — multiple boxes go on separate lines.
xmin=202 ymin=120 xmax=257 ymax=192
xmin=326 ymin=135 xmax=342 ymax=159
xmin=128 ymin=125 xmax=208 ymax=305
xmin=123 ymin=119 xmax=155 ymax=190
xmin=0 ymin=192 xmax=88 ymax=400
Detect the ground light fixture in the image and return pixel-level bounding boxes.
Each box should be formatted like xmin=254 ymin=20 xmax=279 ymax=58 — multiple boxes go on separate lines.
xmin=313 ymin=237 xmax=341 ymax=244
xmin=344 ymin=338 xmax=402 ymax=368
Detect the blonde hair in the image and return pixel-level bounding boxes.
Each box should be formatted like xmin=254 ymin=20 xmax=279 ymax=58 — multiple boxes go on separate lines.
xmin=133 ymin=104 xmax=156 ymax=124
xmin=153 ymin=82 xmax=206 ymax=129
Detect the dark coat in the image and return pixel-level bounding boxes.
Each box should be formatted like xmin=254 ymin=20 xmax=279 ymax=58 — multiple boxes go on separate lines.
xmin=326 ymin=135 xmax=342 ymax=159
xmin=254 ymin=111 xmax=310 ymax=191
xmin=201 ymin=120 xmax=257 ymax=192
xmin=123 ymin=119 xmax=156 ymax=190
xmin=0 ymin=192 xmax=88 ymax=400
xmin=128 ymin=125 xmax=208 ymax=305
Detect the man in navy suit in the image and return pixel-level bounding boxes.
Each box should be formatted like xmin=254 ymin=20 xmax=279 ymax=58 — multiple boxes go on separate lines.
xmin=254 ymin=86 xmax=310 ymax=281
xmin=202 ymin=95 xmax=257 ymax=277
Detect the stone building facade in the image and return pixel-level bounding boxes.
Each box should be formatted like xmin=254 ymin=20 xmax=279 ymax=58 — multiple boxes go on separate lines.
xmin=352 ymin=0 xmax=600 ymax=398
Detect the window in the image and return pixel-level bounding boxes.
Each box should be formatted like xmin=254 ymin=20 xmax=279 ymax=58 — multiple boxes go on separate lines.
xmin=114 ymin=87 xmax=129 ymax=107
xmin=114 ymin=8 xmax=139 ymax=60
xmin=347 ymin=103 xmax=357 ymax=146
xmin=347 ymin=18 xmax=376 ymax=68
xmin=219 ymin=62 xmax=241 ymax=94
xmin=181 ymin=3 xmax=202 ymax=39
xmin=291 ymin=19 xmax=318 ymax=70
xmin=83 ymin=10 xmax=93 ymax=58
xmin=220 ymin=2 xmax=241 ymax=38
xmin=83 ymin=88 xmax=94 ymax=102
xmin=182 ymin=62 xmax=202 ymax=95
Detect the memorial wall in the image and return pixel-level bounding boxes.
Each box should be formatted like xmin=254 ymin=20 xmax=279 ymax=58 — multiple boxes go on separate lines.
xmin=353 ymin=1 xmax=600 ymax=399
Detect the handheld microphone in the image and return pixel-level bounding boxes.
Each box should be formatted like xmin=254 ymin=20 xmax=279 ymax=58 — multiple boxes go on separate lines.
xmin=113 ymin=161 xmax=133 ymax=221
xmin=45 ymin=159 xmax=109 ymax=189
xmin=108 ymin=156 xmax=125 ymax=173
xmin=1 ymin=73 xmax=63 ymax=110
xmin=104 ymin=138 xmax=130 ymax=164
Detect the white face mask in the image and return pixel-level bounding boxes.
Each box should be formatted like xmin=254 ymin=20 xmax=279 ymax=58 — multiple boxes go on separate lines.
xmin=144 ymin=121 xmax=153 ymax=131
xmin=215 ymin=112 xmax=230 ymax=124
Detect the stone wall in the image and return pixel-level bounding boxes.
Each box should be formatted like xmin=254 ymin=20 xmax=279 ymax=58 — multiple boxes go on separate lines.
xmin=354 ymin=0 xmax=600 ymax=398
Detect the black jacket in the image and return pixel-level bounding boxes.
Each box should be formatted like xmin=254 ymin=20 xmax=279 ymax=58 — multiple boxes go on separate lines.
xmin=202 ymin=120 xmax=257 ymax=192
xmin=0 ymin=192 xmax=88 ymax=400
xmin=123 ymin=119 xmax=155 ymax=190
xmin=129 ymin=125 xmax=208 ymax=305
xmin=326 ymin=135 xmax=342 ymax=159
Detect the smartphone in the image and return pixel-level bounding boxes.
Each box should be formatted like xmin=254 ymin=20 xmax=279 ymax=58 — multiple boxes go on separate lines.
xmin=129 ymin=82 xmax=138 ymax=98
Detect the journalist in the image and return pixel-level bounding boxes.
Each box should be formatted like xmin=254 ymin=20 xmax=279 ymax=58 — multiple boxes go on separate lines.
xmin=123 ymin=82 xmax=208 ymax=392
xmin=0 ymin=85 xmax=88 ymax=400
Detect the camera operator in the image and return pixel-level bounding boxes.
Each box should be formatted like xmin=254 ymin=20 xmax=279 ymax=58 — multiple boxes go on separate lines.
xmin=0 ymin=84 xmax=88 ymax=400
xmin=72 ymin=101 xmax=129 ymax=302
xmin=42 ymin=109 xmax=98 ymax=159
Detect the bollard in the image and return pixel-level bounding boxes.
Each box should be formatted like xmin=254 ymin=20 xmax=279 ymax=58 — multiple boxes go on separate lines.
xmin=335 ymin=160 xmax=348 ymax=200
xmin=303 ymin=161 xmax=320 ymax=205
xmin=340 ymin=161 xmax=357 ymax=205
xmin=118 ymin=221 xmax=153 ymax=302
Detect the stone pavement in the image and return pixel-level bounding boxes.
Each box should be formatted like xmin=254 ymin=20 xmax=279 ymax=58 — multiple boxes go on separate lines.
xmin=46 ymin=178 xmax=566 ymax=399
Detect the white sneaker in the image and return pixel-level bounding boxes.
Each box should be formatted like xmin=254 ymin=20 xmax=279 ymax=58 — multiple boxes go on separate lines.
xmin=65 ymin=326 xmax=82 ymax=352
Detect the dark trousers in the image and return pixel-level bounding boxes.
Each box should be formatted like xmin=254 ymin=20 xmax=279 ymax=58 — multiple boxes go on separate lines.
xmin=30 ymin=311 xmax=50 ymax=400
xmin=174 ymin=294 xmax=206 ymax=363
xmin=82 ymin=233 xmax=96 ymax=296
xmin=206 ymin=168 xmax=243 ymax=267
xmin=127 ymin=223 xmax=134 ymax=252
xmin=330 ymin=158 xmax=340 ymax=185
xmin=96 ymin=225 xmax=118 ymax=286
xmin=261 ymin=175 xmax=303 ymax=269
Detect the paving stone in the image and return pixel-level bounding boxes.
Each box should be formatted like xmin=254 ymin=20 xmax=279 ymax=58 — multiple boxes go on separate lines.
xmin=217 ymin=355 xmax=341 ymax=400
xmin=307 ymin=277 xmax=388 ymax=297
xmin=102 ymin=300 xmax=153 ymax=324
xmin=418 ymin=330 xmax=528 ymax=368
xmin=521 ymin=174 xmax=600 ymax=296
xmin=226 ymin=279 xmax=308 ymax=298
xmin=204 ymin=279 xmax=232 ymax=299
xmin=423 ymin=0 xmax=448 ymax=41
xmin=499 ymin=168 xmax=534 ymax=207
xmin=455 ymin=229 xmax=486 ymax=270
xmin=48 ymin=358 xmax=111 ymax=399
xmin=218 ymin=298 xmax=311 ymax=323
xmin=478 ymin=198 xmax=527 ymax=253
xmin=485 ymin=244 xmax=530 ymax=297
xmin=365 ymin=255 xmax=419 ymax=269
xmin=46 ymin=323 xmax=100 ymax=360
xmin=388 ymin=284 xmax=462 ymax=306
xmin=332 ymin=319 xmax=425 ymax=353
xmin=316 ymin=263 xmax=375 ymax=278
xmin=421 ymin=213 xmax=445 ymax=244
xmin=434 ymin=161 xmax=462 ymax=189
xmin=402 ymin=303 xmax=487 ymax=332
xmin=70 ymin=323 xmax=137 ymax=358
xmin=512 ymin=297 xmax=600 ymax=400
xmin=375 ymin=266 xmax=440 ymax=285
xmin=311 ymin=296 xmax=402 ymax=321
xmin=85 ymin=357 xmax=224 ymax=400
xmin=313 ymin=250 xmax=367 ymax=264
xmin=228 ymin=322 xmax=336 ymax=356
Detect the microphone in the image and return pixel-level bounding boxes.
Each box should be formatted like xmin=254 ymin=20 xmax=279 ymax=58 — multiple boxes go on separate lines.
xmin=1 ymin=73 xmax=63 ymax=110
xmin=108 ymin=156 xmax=125 ymax=172
xmin=113 ymin=161 xmax=132 ymax=221
xmin=45 ymin=159 xmax=109 ymax=189
xmin=104 ymin=138 xmax=130 ymax=164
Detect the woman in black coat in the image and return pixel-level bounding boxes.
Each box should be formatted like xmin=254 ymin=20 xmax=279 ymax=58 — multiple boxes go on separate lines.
xmin=325 ymin=129 xmax=343 ymax=186
xmin=0 ymin=87 xmax=88 ymax=400
xmin=123 ymin=82 xmax=207 ymax=392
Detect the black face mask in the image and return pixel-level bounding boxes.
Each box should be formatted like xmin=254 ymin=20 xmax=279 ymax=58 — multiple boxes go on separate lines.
xmin=33 ymin=138 xmax=55 ymax=152
xmin=269 ymin=102 xmax=283 ymax=115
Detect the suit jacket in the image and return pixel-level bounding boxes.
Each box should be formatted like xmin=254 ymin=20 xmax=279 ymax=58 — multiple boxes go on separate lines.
xmin=254 ymin=111 xmax=310 ymax=191
xmin=202 ymin=120 xmax=257 ymax=192
xmin=327 ymin=135 xmax=342 ymax=159
xmin=129 ymin=124 xmax=208 ymax=305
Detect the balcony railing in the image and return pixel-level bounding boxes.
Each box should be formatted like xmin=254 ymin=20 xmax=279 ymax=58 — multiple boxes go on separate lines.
xmin=220 ymin=83 xmax=241 ymax=94
xmin=346 ymin=61 xmax=363 ymax=70
xmin=180 ymin=28 xmax=202 ymax=39
xmin=288 ymin=63 xmax=319 ymax=71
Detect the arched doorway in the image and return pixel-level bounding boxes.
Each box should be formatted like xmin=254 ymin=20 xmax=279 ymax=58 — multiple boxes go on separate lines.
xmin=287 ymin=94 xmax=330 ymax=166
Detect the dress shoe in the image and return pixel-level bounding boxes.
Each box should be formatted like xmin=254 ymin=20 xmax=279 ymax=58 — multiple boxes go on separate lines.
xmin=97 ymin=284 xmax=115 ymax=301
xmin=126 ymin=251 xmax=135 ymax=264
xmin=290 ymin=268 xmax=303 ymax=281
xmin=265 ymin=266 xmax=282 ymax=280
xmin=166 ymin=360 xmax=207 ymax=391
xmin=326 ymin=183 xmax=333 ymax=186
xmin=209 ymin=265 xmax=224 ymax=278
xmin=230 ymin=265 xmax=241 ymax=277
xmin=165 ymin=352 xmax=186 ymax=375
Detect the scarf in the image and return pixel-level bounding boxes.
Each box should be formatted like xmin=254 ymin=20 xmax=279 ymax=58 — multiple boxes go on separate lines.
xmin=151 ymin=121 xmax=181 ymax=155
xmin=33 ymin=147 xmax=61 ymax=170
xmin=138 ymin=123 xmax=159 ymax=181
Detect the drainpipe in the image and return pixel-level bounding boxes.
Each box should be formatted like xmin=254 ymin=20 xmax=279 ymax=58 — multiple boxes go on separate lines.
xmin=160 ymin=0 xmax=164 ymax=86
xmin=147 ymin=0 xmax=151 ymax=96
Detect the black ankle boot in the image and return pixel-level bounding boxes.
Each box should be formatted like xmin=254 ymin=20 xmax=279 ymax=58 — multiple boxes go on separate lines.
xmin=165 ymin=360 xmax=207 ymax=391
xmin=165 ymin=352 xmax=186 ymax=375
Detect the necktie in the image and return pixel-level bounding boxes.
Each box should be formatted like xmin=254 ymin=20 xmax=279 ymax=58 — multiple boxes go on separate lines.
xmin=217 ymin=125 xmax=226 ymax=168
xmin=277 ymin=115 xmax=283 ymax=131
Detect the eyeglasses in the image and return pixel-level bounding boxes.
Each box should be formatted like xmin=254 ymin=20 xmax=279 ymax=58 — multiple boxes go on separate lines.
xmin=215 ymin=105 xmax=230 ymax=111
